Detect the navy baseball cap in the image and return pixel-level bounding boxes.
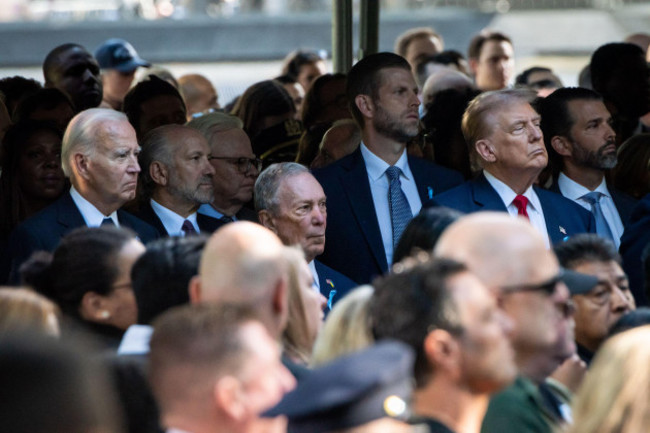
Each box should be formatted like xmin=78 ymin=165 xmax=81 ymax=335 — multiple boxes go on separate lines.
xmin=94 ymin=39 xmax=150 ymax=73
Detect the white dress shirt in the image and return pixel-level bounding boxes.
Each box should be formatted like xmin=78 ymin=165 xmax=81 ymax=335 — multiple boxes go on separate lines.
xmin=69 ymin=186 xmax=119 ymax=227
xmin=360 ymin=143 xmax=422 ymax=266
xmin=117 ymin=324 xmax=152 ymax=355
xmin=484 ymin=171 xmax=550 ymax=248
xmin=150 ymin=199 xmax=200 ymax=236
xmin=558 ymin=172 xmax=624 ymax=248
xmin=308 ymin=260 xmax=321 ymax=293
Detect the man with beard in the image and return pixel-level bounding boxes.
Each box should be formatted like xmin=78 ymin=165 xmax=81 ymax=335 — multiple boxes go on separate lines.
xmin=43 ymin=43 xmax=103 ymax=113
xmin=537 ymin=87 xmax=637 ymax=249
xmin=312 ymin=52 xmax=463 ymax=284
xmin=432 ymin=89 xmax=595 ymax=245
xmin=136 ymin=124 xmax=224 ymax=236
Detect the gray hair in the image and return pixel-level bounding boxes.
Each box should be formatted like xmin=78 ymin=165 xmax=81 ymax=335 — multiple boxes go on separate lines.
xmin=187 ymin=111 xmax=243 ymax=143
xmin=61 ymin=108 xmax=129 ymax=177
xmin=138 ymin=125 xmax=178 ymax=198
xmin=254 ymin=162 xmax=309 ymax=214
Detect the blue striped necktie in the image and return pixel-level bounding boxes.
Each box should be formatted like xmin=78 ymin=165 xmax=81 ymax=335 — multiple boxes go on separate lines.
xmin=385 ymin=166 xmax=413 ymax=247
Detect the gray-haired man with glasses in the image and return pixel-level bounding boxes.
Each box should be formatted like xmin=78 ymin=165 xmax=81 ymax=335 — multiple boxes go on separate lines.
xmin=188 ymin=112 xmax=261 ymax=224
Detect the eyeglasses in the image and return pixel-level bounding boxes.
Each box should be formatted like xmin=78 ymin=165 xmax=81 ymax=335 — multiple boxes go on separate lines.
xmin=209 ymin=156 xmax=262 ymax=174
xmin=500 ymin=270 xmax=564 ymax=296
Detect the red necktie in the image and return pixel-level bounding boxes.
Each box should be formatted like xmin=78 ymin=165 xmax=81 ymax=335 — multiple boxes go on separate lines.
xmin=512 ymin=195 xmax=529 ymax=220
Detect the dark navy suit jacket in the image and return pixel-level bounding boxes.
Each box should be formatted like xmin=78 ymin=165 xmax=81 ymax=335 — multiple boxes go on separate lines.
xmin=430 ymin=172 xmax=596 ymax=244
xmin=314 ymin=260 xmax=357 ymax=308
xmin=136 ymin=202 xmax=225 ymax=236
xmin=312 ymin=148 xmax=464 ymax=285
xmin=547 ymin=177 xmax=637 ymax=229
xmin=619 ymin=194 xmax=650 ymax=306
xmin=4 ymin=191 xmax=159 ymax=284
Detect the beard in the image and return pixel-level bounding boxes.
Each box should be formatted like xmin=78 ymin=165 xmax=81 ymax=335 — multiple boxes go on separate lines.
xmin=372 ymin=104 xmax=419 ymax=144
xmin=572 ymin=140 xmax=618 ymax=170
xmin=169 ymin=176 xmax=214 ymax=205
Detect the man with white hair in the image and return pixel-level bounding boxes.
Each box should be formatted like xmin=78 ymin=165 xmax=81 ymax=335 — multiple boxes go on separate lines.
xmin=5 ymin=108 xmax=158 ymax=282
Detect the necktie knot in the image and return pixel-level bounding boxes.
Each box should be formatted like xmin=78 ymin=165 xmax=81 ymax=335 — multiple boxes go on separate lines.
xmin=101 ymin=217 xmax=115 ymax=226
xmin=385 ymin=166 xmax=402 ymax=182
xmin=181 ymin=220 xmax=196 ymax=235
xmin=220 ymin=215 xmax=234 ymax=223
xmin=512 ymin=194 xmax=529 ymax=219
xmin=582 ymin=191 xmax=603 ymax=205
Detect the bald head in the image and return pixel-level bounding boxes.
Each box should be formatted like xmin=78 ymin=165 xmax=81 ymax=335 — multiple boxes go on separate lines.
xmin=190 ymin=222 xmax=289 ymax=337
xmin=434 ymin=212 xmax=556 ymax=289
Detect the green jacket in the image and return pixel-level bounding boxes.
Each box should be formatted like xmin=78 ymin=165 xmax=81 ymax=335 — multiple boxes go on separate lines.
xmin=480 ymin=376 xmax=564 ymax=433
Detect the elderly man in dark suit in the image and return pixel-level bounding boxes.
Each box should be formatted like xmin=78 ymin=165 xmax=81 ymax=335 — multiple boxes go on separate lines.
xmin=432 ymin=89 xmax=595 ymax=245
xmin=136 ymin=124 xmax=224 ymax=236
xmin=5 ymin=108 xmax=158 ymax=283
xmin=312 ymin=52 xmax=463 ymax=285
xmin=255 ymin=162 xmax=357 ymax=308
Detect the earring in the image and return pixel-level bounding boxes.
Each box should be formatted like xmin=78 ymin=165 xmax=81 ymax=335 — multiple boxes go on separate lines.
xmin=99 ymin=310 xmax=111 ymax=320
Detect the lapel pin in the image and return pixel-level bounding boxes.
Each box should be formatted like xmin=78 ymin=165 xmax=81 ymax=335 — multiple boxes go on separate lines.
xmin=427 ymin=186 xmax=433 ymax=199
xmin=559 ymin=226 xmax=567 ymax=235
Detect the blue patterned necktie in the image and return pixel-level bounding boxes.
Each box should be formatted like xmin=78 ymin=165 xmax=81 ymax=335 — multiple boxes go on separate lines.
xmin=385 ymin=166 xmax=413 ymax=247
xmin=582 ymin=191 xmax=614 ymax=242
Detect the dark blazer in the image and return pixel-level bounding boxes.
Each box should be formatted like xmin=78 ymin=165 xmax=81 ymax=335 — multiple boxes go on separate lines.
xmin=314 ymin=260 xmax=357 ymax=308
xmin=619 ymin=193 xmax=650 ymax=306
xmin=136 ymin=202 xmax=225 ymax=236
xmin=312 ymin=148 xmax=464 ymax=285
xmin=4 ymin=191 xmax=159 ymax=284
xmin=547 ymin=177 xmax=637 ymax=228
xmin=430 ymin=172 xmax=596 ymax=244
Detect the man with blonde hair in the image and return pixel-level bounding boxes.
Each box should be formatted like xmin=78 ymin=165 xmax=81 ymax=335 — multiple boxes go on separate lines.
xmin=432 ymin=89 xmax=594 ymax=245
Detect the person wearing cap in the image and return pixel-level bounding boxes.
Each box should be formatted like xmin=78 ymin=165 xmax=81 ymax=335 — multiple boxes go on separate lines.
xmin=370 ymin=256 xmax=517 ymax=433
xmin=265 ymin=341 xmax=416 ymax=433
xmin=95 ymin=38 xmax=151 ymax=111
xmin=554 ymin=233 xmax=635 ymax=365
xmin=434 ymin=213 xmax=581 ymax=433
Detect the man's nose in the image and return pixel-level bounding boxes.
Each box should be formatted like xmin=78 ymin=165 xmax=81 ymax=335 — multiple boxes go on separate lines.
xmin=611 ymin=286 xmax=632 ymax=313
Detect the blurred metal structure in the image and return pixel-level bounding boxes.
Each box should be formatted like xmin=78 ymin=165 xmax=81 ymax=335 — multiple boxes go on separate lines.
xmin=332 ymin=0 xmax=353 ymax=73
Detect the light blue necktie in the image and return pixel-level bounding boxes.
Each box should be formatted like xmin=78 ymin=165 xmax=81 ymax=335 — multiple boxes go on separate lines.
xmin=385 ymin=166 xmax=413 ymax=247
xmin=582 ymin=191 xmax=614 ymax=242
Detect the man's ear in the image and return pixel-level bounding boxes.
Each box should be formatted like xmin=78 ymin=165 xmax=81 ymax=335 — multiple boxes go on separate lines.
xmin=355 ymin=94 xmax=374 ymax=119
xmin=475 ymin=139 xmax=497 ymax=163
xmin=272 ymin=275 xmax=289 ymax=331
xmin=468 ymin=58 xmax=479 ymax=76
xmin=423 ymin=329 xmax=462 ymax=380
xmin=73 ymin=153 xmax=91 ymax=180
xmin=188 ymin=275 xmax=202 ymax=304
xmin=79 ymin=291 xmax=111 ymax=322
xmin=551 ymin=136 xmax=572 ymax=158
xmin=150 ymin=161 xmax=168 ymax=186
xmin=214 ymin=376 xmax=246 ymax=421
xmin=258 ymin=210 xmax=277 ymax=233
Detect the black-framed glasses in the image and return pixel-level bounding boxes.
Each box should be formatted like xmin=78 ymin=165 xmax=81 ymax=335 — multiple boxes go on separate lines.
xmin=210 ymin=156 xmax=262 ymax=174
xmin=500 ymin=270 xmax=564 ymax=296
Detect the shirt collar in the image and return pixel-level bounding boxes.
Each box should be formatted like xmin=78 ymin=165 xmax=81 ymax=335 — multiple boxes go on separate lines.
xmin=150 ymin=199 xmax=198 ymax=235
xmin=360 ymin=142 xmax=412 ymax=182
xmin=69 ymin=186 xmax=119 ymax=227
xmin=483 ymin=170 xmax=542 ymax=212
xmin=558 ymin=172 xmax=610 ymax=201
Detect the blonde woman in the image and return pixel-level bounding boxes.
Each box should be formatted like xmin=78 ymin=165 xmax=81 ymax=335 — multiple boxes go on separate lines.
xmin=282 ymin=246 xmax=327 ymax=365
xmin=570 ymin=325 xmax=650 ymax=433
xmin=0 ymin=287 xmax=60 ymax=337
xmin=310 ymin=285 xmax=374 ymax=367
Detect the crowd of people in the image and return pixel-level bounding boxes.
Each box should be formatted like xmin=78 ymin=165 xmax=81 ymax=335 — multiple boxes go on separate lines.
xmin=1 ymin=24 xmax=650 ymax=433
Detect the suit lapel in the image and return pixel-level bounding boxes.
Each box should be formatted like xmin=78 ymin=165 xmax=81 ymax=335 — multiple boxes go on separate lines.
xmin=471 ymin=173 xmax=509 ymax=211
xmin=340 ymin=149 xmax=388 ymax=272
xmin=56 ymin=191 xmax=87 ymax=230
xmin=197 ymin=213 xmax=226 ymax=234
xmin=408 ymin=156 xmax=434 ymax=202
xmin=535 ymin=187 xmax=567 ymax=244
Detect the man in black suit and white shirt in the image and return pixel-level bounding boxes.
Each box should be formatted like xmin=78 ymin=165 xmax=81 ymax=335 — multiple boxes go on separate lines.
xmin=5 ymin=108 xmax=158 ymax=283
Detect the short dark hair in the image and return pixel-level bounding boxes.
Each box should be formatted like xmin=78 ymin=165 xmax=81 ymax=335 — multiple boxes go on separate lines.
xmin=22 ymin=226 xmax=137 ymax=319
xmin=369 ymin=257 xmax=466 ymax=388
xmin=0 ymin=76 xmax=42 ymax=117
xmin=131 ymin=236 xmax=207 ymax=325
xmin=467 ymin=30 xmax=512 ymax=60
xmin=591 ymin=43 xmax=645 ymax=93
xmin=281 ymin=50 xmax=324 ymax=80
xmin=553 ymin=233 xmax=622 ymax=270
xmin=515 ymin=66 xmax=551 ymax=86
xmin=123 ymin=75 xmax=186 ymax=137
xmin=394 ymin=27 xmax=443 ymax=58
xmin=535 ymin=87 xmax=603 ymax=169
xmin=12 ymin=87 xmax=74 ymax=124
xmin=42 ymin=43 xmax=85 ymax=84
xmin=346 ymin=52 xmax=411 ymax=127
